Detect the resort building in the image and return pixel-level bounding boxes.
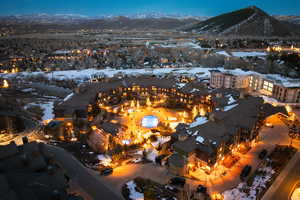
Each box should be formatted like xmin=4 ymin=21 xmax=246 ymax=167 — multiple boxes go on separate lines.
xmin=210 ymin=70 xmax=300 ymax=104
xmin=209 ymin=70 xmax=249 ymax=89
xmin=170 ymin=95 xmax=287 ymax=176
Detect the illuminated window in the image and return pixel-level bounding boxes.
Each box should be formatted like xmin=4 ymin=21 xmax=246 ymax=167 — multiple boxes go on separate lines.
xmin=263 ymin=80 xmax=274 ymax=92
xmin=249 ymin=76 xmax=253 ymax=87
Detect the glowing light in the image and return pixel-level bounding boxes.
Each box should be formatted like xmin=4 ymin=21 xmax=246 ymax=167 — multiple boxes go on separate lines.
xmin=122 ymin=140 xmax=130 ymax=145
xmin=291 ymin=188 xmax=300 ymax=200
xmin=285 ymin=105 xmax=292 ymax=113
xmin=211 ymin=193 xmax=223 ymax=200
xmin=2 ymin=80 xmax=9 ymax=88
xmin=141 ymin=115 xmax=159 ymax=128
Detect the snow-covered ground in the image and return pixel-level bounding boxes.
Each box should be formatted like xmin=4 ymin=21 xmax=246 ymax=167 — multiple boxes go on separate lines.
xmin=216 ymin=51 xmax=267 ymax=58
xmin=126 ymin=180 xmax=144 ymax=200
xmin=1 ymin=66 xmax=300 ymax=88
xmin=160 ymin=42 xmax=204 ymax=49
xmin=40 ymin=101 xmax=54 ymax=121
xmin=216 ymin=51 xmax=231 ymax=57
xmin=231 ymin=51 xmax=267 ymax=57
xmin=97 ymin=154 xmax=112 ymax=166
xmin=189 ymin=117 xmax=208 ymax=128
xmin=226 ymin=94 xmax=237 ymax=105
xmin=223 ymin=167 xmax=275 ymax=200
xmin=25 ymin=101 xmax=55 ymax=121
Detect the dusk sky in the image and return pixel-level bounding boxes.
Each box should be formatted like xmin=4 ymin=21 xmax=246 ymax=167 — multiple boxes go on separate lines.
xmin=1 ymin=0 xmax=300 ymax=16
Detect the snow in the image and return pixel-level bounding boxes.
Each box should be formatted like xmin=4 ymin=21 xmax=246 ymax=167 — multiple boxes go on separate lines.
xmin=224 ymin=104 xmax=238 ymax=112
xmin=53 ymin=50 xmax=71 ymax=54
xmin=216 ymin=51 xmax=231 ymax=57
xmin=146 ymin=149 xmax=159 ymax=162
xmin=97 ymin=154 xmax=112 ymax=166
xmin=21 ymin=88 xmax=35 ymax=92
xmin=40 ymin=101 xmax=54 ymax=121
xmin=2 ymin=65 xmax=300 ymax=88
xmin=126 ymin=181 xmax=144 ymax=200
xmin=189 ymin=117 xmax=208 ymax=128
xmin=226 ymin=94 xmax=237 ymax=105
xmin=151 ymin=136 xmax=171 ymax=148
xmin=176 ymin=83 xmax=186 ymax=89
xmin=63 ymin=92 xmax=74 ymax=102
xmin=223 ymin=167 xmax=275 ymax=200
xmin=160 ymin=42 xmax=203 ymax=49
xmin=26 ymin=101 xmax=54 ymax=121
xmin=190 ymin=88 xmax=200 ymax=93
xmin=196 ymin=136 xmax=205 ymax=144
xmin=231 ymin=51 xmax=267 ymax=57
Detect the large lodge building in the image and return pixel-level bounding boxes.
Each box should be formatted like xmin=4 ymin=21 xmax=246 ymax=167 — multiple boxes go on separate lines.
xmin=210 ymin=70 xmax=300 ymax=104
xmin=51 ymin=73 xmax=290 ymax=177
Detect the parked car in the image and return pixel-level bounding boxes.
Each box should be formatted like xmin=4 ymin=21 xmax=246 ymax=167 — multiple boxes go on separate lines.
xmin=196 ymin=185 xmax=207 ymax=193
xmin=240 ymin=165 xmax=252 ymax=180
xmin=258 ymin=149 xmax=268 ymax=159
xmin=170 ymin=177 xmax=186 ymax=187
xmin=100 ymin=167 xmax=113 ymax=176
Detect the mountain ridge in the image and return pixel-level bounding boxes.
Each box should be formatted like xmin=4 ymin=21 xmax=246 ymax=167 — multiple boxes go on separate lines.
xmin=182 ymin=6 xmax=300 ymax=37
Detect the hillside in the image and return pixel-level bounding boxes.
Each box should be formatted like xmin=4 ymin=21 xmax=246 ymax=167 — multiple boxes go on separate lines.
xmin=274 ymin=15 xmax=300 ymax=25
xmin=182 ymin=6 xmax=300 ymax=37
xmin=0 ymin=16 xmax=200 ymax=34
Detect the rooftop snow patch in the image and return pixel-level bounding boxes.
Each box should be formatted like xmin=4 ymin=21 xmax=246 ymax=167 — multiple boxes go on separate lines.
xmin=226 ymin=94 xmax=237 ymax=105
xmin=196 ymin=136 xmax=205 ymax=144
xmin=189 ymin=117 xmax=208 ymax=128
xmin=216 ymin=51 xmax=231 ymax=57
xmin=224 ymin=103 xmax=238 ymax=111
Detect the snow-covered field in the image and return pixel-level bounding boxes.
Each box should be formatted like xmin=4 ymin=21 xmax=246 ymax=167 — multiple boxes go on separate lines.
xmin=231 ymin=51 xmax=267 ymax=57
xmin=216 ymin=51 xmax=267 ymax=58
xmin=1 ymin=66 xmax=299 ymax=88
xmin=159 ymin=42 xmax=204 ymax=49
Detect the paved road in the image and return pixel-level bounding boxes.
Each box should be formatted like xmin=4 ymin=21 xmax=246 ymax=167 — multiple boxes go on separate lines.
xmin=262 ymin=140 xmax=300 ymax=200
xmin=99 ymin=162 xmax=172 ymax=192
xmin=43 ymin=144 xmax=124 ymax=200
xmin=268 ymin=153 xmax=300 ymax=200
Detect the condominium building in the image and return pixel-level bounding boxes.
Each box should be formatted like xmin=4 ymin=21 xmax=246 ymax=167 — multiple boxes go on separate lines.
xmin=209 ymin=70 xmax=249 ymax=89
xmin=210 ymin=70 xmax=300 ymax=104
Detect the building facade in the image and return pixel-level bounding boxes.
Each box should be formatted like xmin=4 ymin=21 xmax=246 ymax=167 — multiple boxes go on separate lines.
xmin=210 ymin=70 xmax=249 ymax=89
xmin=210 ymin=70 xmax=300 ymax=104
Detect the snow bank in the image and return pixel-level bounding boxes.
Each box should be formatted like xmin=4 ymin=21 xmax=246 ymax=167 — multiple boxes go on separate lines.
xmin=63 ymin=92 xmax=74 ymax=102
xmin=126 ymin=181 xmax=144 ymax=200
